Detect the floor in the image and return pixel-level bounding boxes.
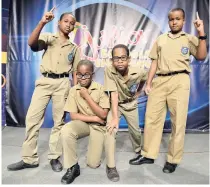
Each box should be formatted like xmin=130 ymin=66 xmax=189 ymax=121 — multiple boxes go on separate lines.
xmin=1 ymin=126 xmax=209 ymax=184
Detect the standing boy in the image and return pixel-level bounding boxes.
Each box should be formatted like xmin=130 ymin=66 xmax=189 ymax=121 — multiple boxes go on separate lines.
xmin=7 ymin=9 xmax=80 ymax=172
xmin=137 ymin=8 xmax=207 ymax=173
xmin=104 ymin=44 xmax=147 ymax=164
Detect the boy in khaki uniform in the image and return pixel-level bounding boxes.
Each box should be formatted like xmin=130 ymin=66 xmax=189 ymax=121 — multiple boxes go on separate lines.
xmin=7 ymin=9 xmax=80 ymax=172
xmin=104 ymin=44 xmax=147 ymax=164
xmin=136 ymin=8 xmax=207 ymax=173
xmin=61 ymin=60 xmax=119 ymax=184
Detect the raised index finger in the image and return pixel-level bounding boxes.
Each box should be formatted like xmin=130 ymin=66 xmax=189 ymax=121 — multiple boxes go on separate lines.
xmin=196 ymin=11 xmax=200 ymax=20
xmin=50 ymin=7 xmax=56 ymax=12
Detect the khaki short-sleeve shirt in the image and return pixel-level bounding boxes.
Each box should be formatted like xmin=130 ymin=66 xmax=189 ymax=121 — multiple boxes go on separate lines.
xmin=36 ymin=32 xmax=81 ymax=74
xmin=64 ymin=81 xmax=110 ymax=115
xmin=104 ymin=65 xmax=147 ymax=102
xmin=149 ymin=31 xmax=199 ymax=74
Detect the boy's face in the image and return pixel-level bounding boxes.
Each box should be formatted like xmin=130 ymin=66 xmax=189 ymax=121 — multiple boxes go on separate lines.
xmin=112 ymin=48 xmax=130 ymax=73
xmin=58 ymin=14 xmax=76 ymax=35
xmin=77 ymin=65 xmax=93 ymax=88
xmin=168 ymin=10 xmax=185 ymax=33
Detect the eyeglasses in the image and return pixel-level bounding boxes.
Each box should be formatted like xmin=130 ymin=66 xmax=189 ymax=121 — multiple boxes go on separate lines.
xmin=76 ymin=73 xmax=93 ymax=79
xmin=112 ymin=55 xmax=129 ymax=62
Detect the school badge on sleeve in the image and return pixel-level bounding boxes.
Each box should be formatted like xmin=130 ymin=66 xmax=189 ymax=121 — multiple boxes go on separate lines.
xmin=129 ymin=84 xmax=138 ymax=95
xmin=68 ymin=49 xmax=75 ymax=64
xmin=68 ymin=52 xmax=74 ymax=62
xmin=181 ymin=47 xmax=189 ymax=55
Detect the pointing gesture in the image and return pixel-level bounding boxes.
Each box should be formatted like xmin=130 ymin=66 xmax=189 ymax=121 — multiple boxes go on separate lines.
xmin=194 ymin=11 xmax=204 ymax=34
xmin=41 ymin=7 xmax=55 ymax=24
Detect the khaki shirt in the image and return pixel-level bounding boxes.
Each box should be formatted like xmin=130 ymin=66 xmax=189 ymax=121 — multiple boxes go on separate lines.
xmin=37 ymin=32 xmax=81 ymax=74
xmin=149 ymin=31 xmax=199 ymax=74
xmin=64 ymin=81 xmax=110 ymax=115
xmin=104 ymin=65 xmax=147 ymax=102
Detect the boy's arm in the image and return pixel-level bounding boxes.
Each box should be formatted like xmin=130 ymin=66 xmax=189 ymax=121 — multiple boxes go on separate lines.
xmin=79 ymin=87 xmax=109 ymax=119
xmin=134 ymin=69 xmax=148 ymax=98
xmin=103 ymin=67 xmax=119 ymax=134
xmin=193 ymin=14 xmax=207 ymax=60
xmin=145 ymin=60 xmax=158 ymax=95
xmin=144 ymin=40 xmax=158 ymax=95
xmin=28 ymin=8 xmax=55 ymax=51
xmin=70 ymin=113 xmax=105 ymax=125
xmin=107 ymin=91 xmax=119 ymax=133
xmin=72 ymin=48 xmax=81 ymax=85
xmin=73 ymin=72 xmax=78 ymax=86
xmin=134 ymin=81 xmax=146 ymax=99
xmin=64 ymin=88 xmax=105 ymax=125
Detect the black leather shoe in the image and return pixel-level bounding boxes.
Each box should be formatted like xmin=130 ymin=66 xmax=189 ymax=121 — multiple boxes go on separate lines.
xmin=129 ymin=155 xmax=154 ymax=165
xmin=50 ymin=159 xmax=63 ymax=172
xmin=163 ymin=162 xmax=177 ymax=173
xmin=106 ymin=166 xmax=120 ymax=182
xmin=61 ymin=163 xmax=80 ymax=184
xmin=7 ymin=160 xmax=39 ymax=171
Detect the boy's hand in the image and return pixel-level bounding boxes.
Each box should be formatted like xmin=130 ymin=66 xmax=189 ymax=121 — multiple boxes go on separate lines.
xmin=133 ymin=91 xmax=141 ymax=99
xmin=94 ymin=116 xmax=106 ymax=125
xmin=107 ymin=118 xmax=119 ymax=134
xmin=80 ymin=87 xmax=90 ymax=99
xmin=40 ymin=7 xmax=55 ymax=24
xmin=145 ymin=83 xmax=152 ymax=95
xmin=194 ymin=12 xmax=205 ymax=35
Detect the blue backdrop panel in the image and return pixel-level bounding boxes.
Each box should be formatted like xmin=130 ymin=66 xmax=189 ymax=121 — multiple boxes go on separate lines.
xmin=6 ymin=0 xmax=209 ymax=131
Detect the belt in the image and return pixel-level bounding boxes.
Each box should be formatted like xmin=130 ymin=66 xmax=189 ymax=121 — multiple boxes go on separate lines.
xmin=119 ymin=98 xmax=135 ymax=104
xmin=156 ymin=70 xmax=189 ymax=76
xmin=42 ymin=73 xmax=69 ymax=79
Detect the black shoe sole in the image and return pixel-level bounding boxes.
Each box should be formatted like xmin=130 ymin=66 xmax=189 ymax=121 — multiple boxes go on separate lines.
xmin=163 ymin=168 xmax=176 ymax=173
xmin=61 ymin=172 xmax=80 ymax=184
xmin=7 ymin=164 xmax=39 ymax=171
xmin=129 ymin=160 xmax=154 ymax=165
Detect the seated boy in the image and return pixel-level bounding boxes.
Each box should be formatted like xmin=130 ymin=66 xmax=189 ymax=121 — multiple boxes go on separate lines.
xmin=60 ymin=60 xmax=119 ymax=184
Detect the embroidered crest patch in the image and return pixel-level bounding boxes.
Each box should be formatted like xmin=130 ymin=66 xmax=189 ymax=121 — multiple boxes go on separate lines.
xmin=68 ymin=51 xmax=74 ymax=62
xmin=181 ymin=47 xmax=189 ymax=55
xmin=129 ymin=84 xmax=138 ymax=95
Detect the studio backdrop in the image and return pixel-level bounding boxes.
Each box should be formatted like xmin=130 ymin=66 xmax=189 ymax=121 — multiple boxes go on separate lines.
xmin=6 ymin=0 xmax=209 ymax=131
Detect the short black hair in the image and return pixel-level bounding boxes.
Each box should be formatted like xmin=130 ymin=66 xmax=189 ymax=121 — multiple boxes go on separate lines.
xmin=112 ymin=44 xmax=130 ymax=57
xmin=59 ymin=12 xmax=76 ymax=21
xmin=77 ymin=60 xmax=94 ymax=72
xmin=168 ymin=8 xmax=185 ymax=19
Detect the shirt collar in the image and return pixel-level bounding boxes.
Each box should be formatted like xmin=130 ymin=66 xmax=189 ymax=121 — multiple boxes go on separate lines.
xmin=168 ymin=31 xmax=186 ymax=39
xmin=52 ymin=32 xmax=72 ymax=46
xmin=110 ymin=65 xmax=138 ymax=76
xmin=76 ymin=81 xmax=98 ymax=91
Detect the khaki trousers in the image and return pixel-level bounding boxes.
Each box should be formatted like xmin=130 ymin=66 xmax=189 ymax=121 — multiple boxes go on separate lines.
xmin=61 ymin=120 xmax=116 ymax=168
xmin=142 ymin=73 xmax=190 ymax=164
xmin=22 ymin=77 xmax=70 ymax=164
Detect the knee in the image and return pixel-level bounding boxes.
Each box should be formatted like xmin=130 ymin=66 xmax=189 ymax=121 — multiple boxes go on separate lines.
xmin=61 ymin=123 xmax=76 ymax=139
xmin=87 ymin=160 xmax=100 ymax=169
